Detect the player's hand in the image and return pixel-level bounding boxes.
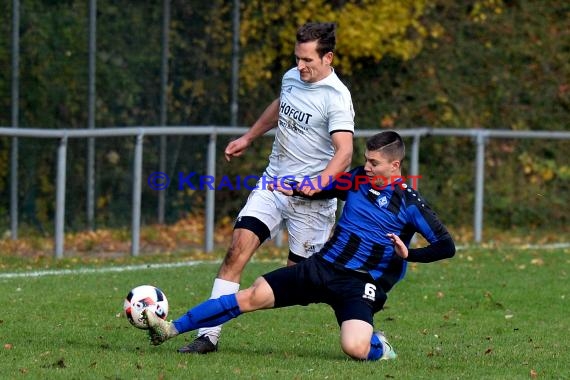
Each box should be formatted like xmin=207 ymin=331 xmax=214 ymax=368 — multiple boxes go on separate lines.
xmin=297 ymin=178 xmax=321 ymax=197
xmin=268 ymin=180 xmax=296 ymax=196
xmin=270 ymin=183 xmax=294 ymax=196
xmin=387 ymin=233 xmax=408 ymax=259
xmin=224 ymin=136 xmax=250 ymax=162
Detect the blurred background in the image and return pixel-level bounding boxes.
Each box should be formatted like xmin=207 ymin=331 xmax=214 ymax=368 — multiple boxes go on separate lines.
xmin=0 ymin=0 xmax=568 ymax=257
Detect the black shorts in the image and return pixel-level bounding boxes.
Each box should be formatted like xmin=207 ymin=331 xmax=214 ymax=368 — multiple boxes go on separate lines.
xmin=262 ymin=255 xmax=388 ymax=326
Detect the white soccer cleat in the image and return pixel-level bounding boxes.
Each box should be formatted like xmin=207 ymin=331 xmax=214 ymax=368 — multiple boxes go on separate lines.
xmin=143 ymin=309 xmax=179 ymax=346
xmin=374 ymin=331 xmax=397 ymax=360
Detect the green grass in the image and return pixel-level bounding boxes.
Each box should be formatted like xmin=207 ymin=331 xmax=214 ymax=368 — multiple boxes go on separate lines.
xmin=1 ymin=246 xmax=569 ymax=379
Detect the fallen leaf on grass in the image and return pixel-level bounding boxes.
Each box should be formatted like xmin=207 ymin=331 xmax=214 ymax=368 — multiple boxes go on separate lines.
xmin=530 ymin=258 xmax=544 ymax=266
xmin=4 ymin=343 xmax=13 ymax=350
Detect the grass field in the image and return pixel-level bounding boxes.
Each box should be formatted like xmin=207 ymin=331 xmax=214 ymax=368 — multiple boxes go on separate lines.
xmin=1 ymin=246 xmax=568 ymax=379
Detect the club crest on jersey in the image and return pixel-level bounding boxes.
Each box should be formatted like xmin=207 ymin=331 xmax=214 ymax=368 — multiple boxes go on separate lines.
xmin=367 ymin=188 xmax=380 ymax=203
xmin=377 ymin=196 xmax=388 ymax=208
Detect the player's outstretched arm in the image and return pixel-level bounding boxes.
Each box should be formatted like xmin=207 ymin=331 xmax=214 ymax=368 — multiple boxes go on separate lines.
xmin=387 ymin=232 xmax=455 ymax=262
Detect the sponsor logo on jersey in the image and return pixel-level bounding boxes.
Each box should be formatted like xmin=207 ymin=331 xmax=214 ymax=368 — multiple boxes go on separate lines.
xmin=279 ymin=101 xmax=313 ymax=124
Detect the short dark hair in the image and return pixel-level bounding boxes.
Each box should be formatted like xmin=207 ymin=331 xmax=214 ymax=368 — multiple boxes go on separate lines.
xmin=296 ymin=22 xmax=336 ymax=58
xmin=366 ymin=131 xmax=405 ymax=162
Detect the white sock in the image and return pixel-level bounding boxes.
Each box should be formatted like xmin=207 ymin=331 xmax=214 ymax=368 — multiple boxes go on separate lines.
xmin=197 ymin=278 xmax=240 ymax=344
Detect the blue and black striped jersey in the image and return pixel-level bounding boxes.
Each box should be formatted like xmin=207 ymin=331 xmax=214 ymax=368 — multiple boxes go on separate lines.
xmin=314 ymin=166 xmax=454 ymax=291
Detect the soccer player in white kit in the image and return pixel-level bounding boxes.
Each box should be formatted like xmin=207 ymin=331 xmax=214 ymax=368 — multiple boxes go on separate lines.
xmin=178 ymin=22 xmax=355 ymax=354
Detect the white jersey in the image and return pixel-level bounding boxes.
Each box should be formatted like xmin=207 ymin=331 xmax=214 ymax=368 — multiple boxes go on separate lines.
xmin=265 ymin=67 xmax=355 ymax=181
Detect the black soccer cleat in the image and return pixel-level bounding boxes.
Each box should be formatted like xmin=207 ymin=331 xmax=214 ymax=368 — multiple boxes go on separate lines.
xmin=177 ymin=335 xmax=218 ymax=354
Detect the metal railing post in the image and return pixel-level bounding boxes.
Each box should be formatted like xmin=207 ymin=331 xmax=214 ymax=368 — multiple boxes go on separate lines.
xmin=55 ymin=135 xmax=68 ymax=258
xmin=131 ymin=132 xmax=144 ymax=256
xmin=205 ymin=133 xmax=217 ymax=252
xmin=474 ymin=131 xmax=486 ymax=243
xmin=409 ymin=133 xmax=420 ymax=189
xmin=275 ymin=229 xmax=284 ymax=248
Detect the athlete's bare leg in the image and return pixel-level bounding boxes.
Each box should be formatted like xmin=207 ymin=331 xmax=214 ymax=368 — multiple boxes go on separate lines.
xmin=217 ymin=228 xmax=262 ymax=283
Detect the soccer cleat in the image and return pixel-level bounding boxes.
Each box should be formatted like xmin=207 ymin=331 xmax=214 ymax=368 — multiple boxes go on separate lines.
xmin=143 ymin=309 xmax=179 ymax=346
xmin=375 ymin=331 xmax=397 ymax=360
xmin=177 ymin=335 xmax=218 ymax=354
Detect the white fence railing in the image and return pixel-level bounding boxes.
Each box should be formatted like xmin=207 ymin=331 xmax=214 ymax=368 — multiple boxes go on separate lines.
xmin=1 ymin=126 xmax=569 ymax=258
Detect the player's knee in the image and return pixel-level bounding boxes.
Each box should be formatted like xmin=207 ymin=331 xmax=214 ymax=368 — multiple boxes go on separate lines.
xmin=236 ymin=277 xmax=274 ymax=311
xmin=235 ymin=287 xmax=255 ymax=311
xmin=341 ymin=337 xmax=370 ymax=360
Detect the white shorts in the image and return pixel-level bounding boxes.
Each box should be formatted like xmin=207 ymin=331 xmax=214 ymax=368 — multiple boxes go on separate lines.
xmin=236 ymin=187 xmax=337 ymax=259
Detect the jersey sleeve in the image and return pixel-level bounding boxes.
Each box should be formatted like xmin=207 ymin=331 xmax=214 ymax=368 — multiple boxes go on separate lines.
xmin=327 ymin=91 xmax=355 ymax=134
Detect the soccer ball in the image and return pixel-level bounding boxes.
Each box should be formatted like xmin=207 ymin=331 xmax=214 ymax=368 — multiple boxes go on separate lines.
xmin=123 ymin=285 xmax=169 ymax=329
